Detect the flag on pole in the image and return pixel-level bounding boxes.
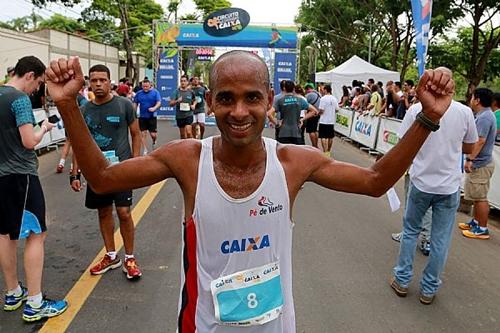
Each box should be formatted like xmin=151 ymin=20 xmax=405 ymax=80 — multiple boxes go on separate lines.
xmin=411 ymin=0 xmax=433 ymax=77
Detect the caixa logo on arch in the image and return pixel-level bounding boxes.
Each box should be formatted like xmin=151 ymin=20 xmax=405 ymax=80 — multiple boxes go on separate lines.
xmin=355 ymin=120 xmax=372 ymax=136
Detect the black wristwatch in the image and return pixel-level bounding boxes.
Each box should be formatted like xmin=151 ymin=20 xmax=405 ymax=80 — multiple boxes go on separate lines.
xmin=416 ymin=111 xmax=440 ymax=131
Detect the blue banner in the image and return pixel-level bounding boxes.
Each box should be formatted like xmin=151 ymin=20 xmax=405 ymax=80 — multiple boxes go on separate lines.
xmin=175 ymin=24 xmax=297 ymax=49
xmin=411 ymin=0 xmax=432 ymax=77
xmin=273 ymin=53 xmax=297 ymax=91
xmin=156 ymin=49 xmax=179 ymax=118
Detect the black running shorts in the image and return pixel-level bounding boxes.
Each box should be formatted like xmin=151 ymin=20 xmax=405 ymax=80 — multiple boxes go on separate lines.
xmin=176 ymin=116 xmax=194 ymax=128
xmin=85 ymin=185 xmax=133 ymax=209
xmin=139 ymin=117 xmax=157 ymax=132
xmin=305 ymin=115 xmax=320 ymax=133
xmin=0 ymin=174 xmax=47 ymax=240
xmin=318 ymin=124 xmax=335 ymax=139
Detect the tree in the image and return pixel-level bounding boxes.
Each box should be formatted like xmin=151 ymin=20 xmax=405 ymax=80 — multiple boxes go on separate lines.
xmin=38 ymin=14 xmax=87 ymax=33
xmin=456 ymin=0 xmax=500 ymax=99
xmin=192 ymin=0 xmax=231 ymax=18
xmin=428 ymin=27 xmax=500 ymax=99
xmin=360 ymin=0 xmax=462 ymax=81
xmin=80 ymin=0 xmax=164 ymax=83
xmin=0 ymin=12 xmax=43 ymax=32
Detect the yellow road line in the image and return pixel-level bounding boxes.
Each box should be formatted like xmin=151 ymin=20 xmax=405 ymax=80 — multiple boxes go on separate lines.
xmin=39 ymin=180 xmax=167 ymax=333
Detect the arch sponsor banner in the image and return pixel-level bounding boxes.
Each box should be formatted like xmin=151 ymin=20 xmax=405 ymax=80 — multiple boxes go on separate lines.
xmin=273 ymin=53 xmax=296 ymax=91
xmin=203 ymin=7 xmax=250 ymax=37
xmin=349 ymin=113 xmax=381 ymax=149
xmin=375 ymin=117 xmax=402 ymax=154
xmin=157 ymin=23 xmax=297 ymax=49
xmin=334 ymin=108 xmax=355 ymax=137
xmin=156 ymin=49 xmax=179 ymax=118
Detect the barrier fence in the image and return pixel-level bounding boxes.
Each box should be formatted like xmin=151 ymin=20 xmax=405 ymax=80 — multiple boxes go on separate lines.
xmin=33 ymin=107 xmax=66 ymax=151
xmin=334 ymin=107 xmax=500 ymax=209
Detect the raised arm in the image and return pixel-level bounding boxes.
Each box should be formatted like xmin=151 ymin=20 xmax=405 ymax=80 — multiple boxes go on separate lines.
xmin=307 ymin=68 xmax=455 ymax=197
xmin=45 ymin=57 xmax=182 ymax=193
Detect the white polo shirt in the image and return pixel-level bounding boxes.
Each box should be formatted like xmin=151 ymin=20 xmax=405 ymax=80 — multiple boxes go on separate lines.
xmin=398 ymin=101 xmax=478 ymax=195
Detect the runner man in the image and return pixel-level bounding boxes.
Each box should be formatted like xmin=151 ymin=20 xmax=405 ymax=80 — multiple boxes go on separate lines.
xmin=191 ymin=76 xmax=207 ymax=139
xmin=70 ymin=64 xmax=143 ymax=280
xmin=134 ymin=79 xmax=161 ymax=154
xmin=170 ymin=75 xmax=196 ymax=139
xmin=0 ymin=56 xmax=67 ymax=322
xmin=47 ymin=52 xmax=454 ymax=332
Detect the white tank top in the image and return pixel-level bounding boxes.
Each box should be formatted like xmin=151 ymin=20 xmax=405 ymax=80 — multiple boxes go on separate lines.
xmin=177 ymin=136 xmax=295 ymax=333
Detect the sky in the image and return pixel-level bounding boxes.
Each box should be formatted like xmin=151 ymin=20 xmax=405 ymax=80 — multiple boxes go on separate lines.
xmin=1 ymin=0 xmax=303 ymax=25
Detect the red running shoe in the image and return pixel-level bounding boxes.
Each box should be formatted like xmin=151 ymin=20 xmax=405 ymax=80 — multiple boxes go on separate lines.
xmin=56 ymin=164 xmax=64 ymax=173
xmin=122 ymin=258 xmax=142 ymax=280
xmin=90 ymin=254 xmax=122 ymax=275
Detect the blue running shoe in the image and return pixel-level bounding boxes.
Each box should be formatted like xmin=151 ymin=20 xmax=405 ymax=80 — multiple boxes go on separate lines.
xmin=22 ymin=298 xmax=68 ymax=322
xmin=4 ymin=284 xmax=28 ymax=311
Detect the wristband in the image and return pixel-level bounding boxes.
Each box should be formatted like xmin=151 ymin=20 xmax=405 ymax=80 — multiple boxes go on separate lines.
xmin=416 ymin=111 xmax=440 ymax=132
xmin=466 ymin=157 xmax=474 ymax=162
xmin=69 ymin=173 xmax=81 ymax=185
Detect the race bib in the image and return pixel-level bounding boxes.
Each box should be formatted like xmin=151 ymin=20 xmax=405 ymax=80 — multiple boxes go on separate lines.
xmin=180 ymin=102 xmax=190 ymax=111
xmin=211 ymin=262 xmax=283 ymax=327
xmin=103 ymin=150 xmax=119 ymax=165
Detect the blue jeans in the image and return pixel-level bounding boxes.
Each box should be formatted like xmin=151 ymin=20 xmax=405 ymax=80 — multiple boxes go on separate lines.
xmin=404 ymin=175 xmax=432 ymax=241
xmin=393 ymin=182 xmax=460 ymax=296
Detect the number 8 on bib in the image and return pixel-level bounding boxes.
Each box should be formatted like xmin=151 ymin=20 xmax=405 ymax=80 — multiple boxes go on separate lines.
xmin=210 ymin=262 xmax=283 ymax=326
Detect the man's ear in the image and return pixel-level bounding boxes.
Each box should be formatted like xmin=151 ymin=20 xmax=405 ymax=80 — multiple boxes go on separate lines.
xmin=205 ymin=90 xmax=212 ymax=109
xmin=25 ymin=71 xmax=35 ymax=81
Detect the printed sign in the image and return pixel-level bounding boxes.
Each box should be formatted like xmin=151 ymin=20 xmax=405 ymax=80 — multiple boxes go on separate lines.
xmin=273 ymin=53 xmax=297 ymax=92
xmin=203 ymin=7 xmax=250 ymax=37
xmin=156 ymin=49 xmax=179 ymax=118
xmin=196 ymin=48 xmax=214 ymax=61
xmin=334 ymin=108 xmax=355 ymax=137
xmin=156 ymin=22 xmax=180 ymax=47
xmin=411 ymin=0 xmax=433 ymax=77
xmin=174 ymin=23 xmax=297 ymax=49
xmin=349 ymin=113 xmax=381 ymax=149
xmin=375 ymin=117 xmax=402 ymax=154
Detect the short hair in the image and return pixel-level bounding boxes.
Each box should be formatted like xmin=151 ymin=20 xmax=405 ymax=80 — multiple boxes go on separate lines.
xmin=368 ymin=78 xmax=375 ymax=84
xmin=324 ymin=84 xmax=332 ymax=94
xmin=405 ymin=79 xmax=414 ymax=87
xmin=377 ymin=81 xmax=383 ymax=87
xmin=386 ymin=80 xmax=394 ymax=86
xmin=492 ymin=92 xmax=500 ymax=107
xmin=14 ymin=56 xmax=46 ymax=78
xmin=284 ymin=80 xmax=295 ymax=93
xmin=472 ymin=88 xmax=493 ymax=107
xmin=395 ymin=81 xmax=402 ymax=89
xmin=142 ymin=79 xmax=151 ymax=84
xmin=209 ymin=50 xmax=269 ymax=90
xmin=89 ymin=64 xmax=110 ymax=79
xmin=280 ymin=80 xmax=286 ymax=90
xmin=180 ymin=75 xmax=189 ymax=81
xmin=371 ymin=84 xmax=379 ymax=93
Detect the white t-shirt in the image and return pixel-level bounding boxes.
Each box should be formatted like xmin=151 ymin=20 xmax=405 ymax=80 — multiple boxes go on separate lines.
xmin=318 ymin=94 xmax=338 ymax=124
xmin=398 ymin=101 xmax=478 ymax=195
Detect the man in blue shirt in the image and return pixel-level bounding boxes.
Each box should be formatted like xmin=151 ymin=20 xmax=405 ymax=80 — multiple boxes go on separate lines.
xmin=460 ymin=88 xmax=497 ymax=239
xmin=133 ymin=79 xmax=161 ymax=154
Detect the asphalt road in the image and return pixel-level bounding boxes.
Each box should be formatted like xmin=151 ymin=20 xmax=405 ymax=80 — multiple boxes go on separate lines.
xmin=1 ymin=120 xmax=499 ymax=333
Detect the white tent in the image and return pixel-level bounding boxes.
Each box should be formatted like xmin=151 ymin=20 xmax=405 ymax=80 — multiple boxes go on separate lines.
xmin=315 ymin=55 xmax=400 ymax=99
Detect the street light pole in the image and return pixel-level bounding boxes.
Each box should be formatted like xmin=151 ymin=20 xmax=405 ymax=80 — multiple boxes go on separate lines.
xmin=354 ymin=20 xmax=372 ymax=64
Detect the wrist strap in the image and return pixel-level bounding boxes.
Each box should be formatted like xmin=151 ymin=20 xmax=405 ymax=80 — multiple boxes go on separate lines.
xmin=416 ymin=111 xmax=440 ymax=132
xmin=69 ymin=173 xmax=81 ymax=185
